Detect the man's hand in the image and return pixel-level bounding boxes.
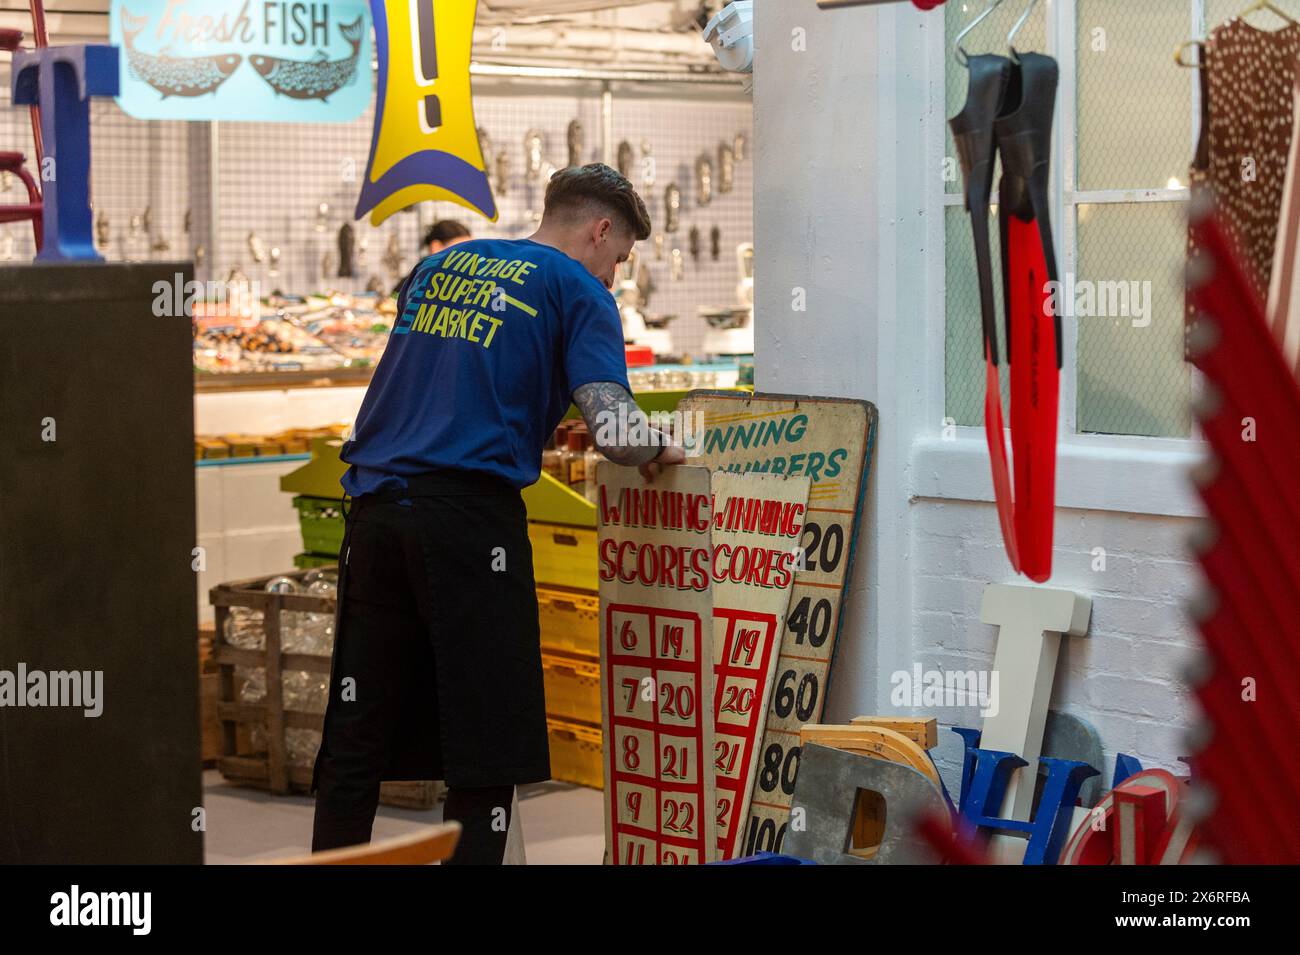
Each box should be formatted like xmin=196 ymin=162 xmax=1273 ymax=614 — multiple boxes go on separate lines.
xmin=639 ymin=444 xmax=686 ymax=483
xmin=575 ymin=380 xmax=689 ymax=477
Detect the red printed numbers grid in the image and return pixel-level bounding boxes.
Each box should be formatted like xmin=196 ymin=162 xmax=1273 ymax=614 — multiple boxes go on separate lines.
xmin=606 ymin=603 xmax=709 ymax=865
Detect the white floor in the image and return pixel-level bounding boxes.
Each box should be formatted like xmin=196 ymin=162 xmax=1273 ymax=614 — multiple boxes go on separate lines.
xmin=201 ymin=770 xmax=605 ymax=864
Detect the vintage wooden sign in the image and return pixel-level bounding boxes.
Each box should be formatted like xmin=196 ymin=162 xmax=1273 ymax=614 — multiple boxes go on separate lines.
xmin=679 ymin=391 xmax=878 ymax=856
xmin=597 ymin=464 xmax=717 ymax=865
xmin=709 ymin=471 xmax=810 ymax=860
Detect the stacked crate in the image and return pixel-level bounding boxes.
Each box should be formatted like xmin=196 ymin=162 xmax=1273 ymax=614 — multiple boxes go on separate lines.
xmin=280 ymin=436 xmax=352 ymax=569
xmin=537 ymin=586 xmax=604 ymax=789
xmin=525 ymin=482 xmax=605 ymax=790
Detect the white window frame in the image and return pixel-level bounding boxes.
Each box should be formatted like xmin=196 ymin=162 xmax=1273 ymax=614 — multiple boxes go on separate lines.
xmin=913 ymin=0 xmax=1204 ymax=519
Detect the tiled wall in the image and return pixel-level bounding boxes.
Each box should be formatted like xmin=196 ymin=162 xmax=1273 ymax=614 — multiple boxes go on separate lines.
xmin=1 ymin=66 xmax=753 ymax=356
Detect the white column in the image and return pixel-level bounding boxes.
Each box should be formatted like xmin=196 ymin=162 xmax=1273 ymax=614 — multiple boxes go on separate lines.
xmin=753 ymin=0 xmax=939 ymax=718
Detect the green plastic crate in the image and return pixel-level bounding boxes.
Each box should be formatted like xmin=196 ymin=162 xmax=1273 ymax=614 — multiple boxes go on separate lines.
xmin=292 ymin=495 xmax=345 ymax=557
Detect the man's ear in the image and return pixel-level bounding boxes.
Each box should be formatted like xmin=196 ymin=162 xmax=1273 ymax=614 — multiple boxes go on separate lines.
xmin=596 ymin=217 xmax=614 ymax=244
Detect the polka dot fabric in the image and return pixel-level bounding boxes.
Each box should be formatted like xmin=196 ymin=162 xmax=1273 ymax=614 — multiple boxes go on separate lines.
xmin=1205 ymin=17 xmax=1300 ymax=301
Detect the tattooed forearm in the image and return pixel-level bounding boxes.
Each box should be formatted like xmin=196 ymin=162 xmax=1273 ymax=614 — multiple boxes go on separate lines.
xmin=573 ymin=380 xmax=666 ymax=467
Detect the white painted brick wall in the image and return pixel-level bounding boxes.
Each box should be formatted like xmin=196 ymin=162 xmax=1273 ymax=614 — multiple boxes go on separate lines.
xmin=906 ymin=498 xmax=1202 ymax=791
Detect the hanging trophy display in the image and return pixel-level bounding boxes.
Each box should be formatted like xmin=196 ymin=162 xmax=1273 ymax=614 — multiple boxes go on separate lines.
xmin=718 ymin=143 xmax=735 ymax=194
xmin=642 ymin=140 xmax=656 ymax=189
xmin=337 ymin=223 xmax=356 ymax=278
xmin=617 ymin=140 xmax=635 ymax=179
xmin=567 ymin=119 xmax=585 ymax=168
xmin=696 ymin=153 xmax=714 ymax=206
xmin=247 ymin=231 xmax=268 ymax=264
xmin=665 ymin=182 xmax=682 ymax=233
xmin=524 ymin=129 xmax=546 ymax=177
xmin=383 ymin=232 xmax=403 ymax=278
xmin=495 ymin=150 xmax=511 ymax=197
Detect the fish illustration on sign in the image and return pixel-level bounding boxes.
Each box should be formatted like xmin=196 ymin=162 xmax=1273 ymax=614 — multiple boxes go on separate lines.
xmin=120 ymin=9 xmax=241 ymax=98
xmin=250 ymin=16 xmax=365 ymax=102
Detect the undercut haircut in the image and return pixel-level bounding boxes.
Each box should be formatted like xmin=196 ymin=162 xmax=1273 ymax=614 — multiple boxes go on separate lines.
xmin=543 ymin=163 xmax=652 ymax=241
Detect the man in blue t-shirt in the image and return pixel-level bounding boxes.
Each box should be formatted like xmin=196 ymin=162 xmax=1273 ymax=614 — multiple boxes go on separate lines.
xmin=311 ymin=164 xmax=683 ymax=864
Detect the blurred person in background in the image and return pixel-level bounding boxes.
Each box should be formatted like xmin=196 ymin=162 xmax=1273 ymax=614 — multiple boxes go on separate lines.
xmin=424 ymin=219 xmax=472 ymax=256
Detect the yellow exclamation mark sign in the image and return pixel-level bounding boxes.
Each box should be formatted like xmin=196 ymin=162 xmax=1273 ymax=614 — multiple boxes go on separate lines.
xmin=416 ymin=0 xmax=442 ymax=133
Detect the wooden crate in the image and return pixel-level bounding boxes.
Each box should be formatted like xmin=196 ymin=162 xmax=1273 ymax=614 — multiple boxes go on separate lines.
xmin=200 ymin=672 xmax=222 ymax=766
xmin=209 ymin=571 xmax=441 ymax=810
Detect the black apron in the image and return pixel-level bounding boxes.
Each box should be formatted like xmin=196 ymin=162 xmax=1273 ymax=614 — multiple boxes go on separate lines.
xmin=310 ymin=470 xmax=551 ymax=791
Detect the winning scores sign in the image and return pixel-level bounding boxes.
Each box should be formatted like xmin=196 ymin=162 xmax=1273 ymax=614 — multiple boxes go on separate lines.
xmin=679 ymin=391 xmax=878 ymax=857
xmin=598 ymin=465 xmax=717 ymax=865
xmin=596 ymin=465 xmax=811 ymax=864
xmin=708 ymin=471 xmax=810 ymax=860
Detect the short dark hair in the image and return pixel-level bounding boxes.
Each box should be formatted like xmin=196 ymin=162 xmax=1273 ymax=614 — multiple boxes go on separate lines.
xmin=543 ymin=163 xmax=652 ymax=241
xmin=423 ymin=220 xmax=471 ymax=248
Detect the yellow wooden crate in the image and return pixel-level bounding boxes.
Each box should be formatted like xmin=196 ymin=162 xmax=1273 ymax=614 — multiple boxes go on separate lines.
xmin=542 ymin=651 xmax=601 ymax=725
xmin=538 ymin=586 xmax=599 ymax=657
xmin=528 ymin=522 xmax=598 ymax=592
xmin=547 ymin=718 xmax=604 ymax=790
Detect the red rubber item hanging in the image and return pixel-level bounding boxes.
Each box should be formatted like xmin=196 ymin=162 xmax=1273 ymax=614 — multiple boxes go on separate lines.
xmin=993 ymin=51 xmax=1062 ymax=583
xmin=951 ymin=54 xmax=1021 ymax=572
xmin=1003 ymin=213 xmax=1059 ymax=581
xmin=951 ymin=51 xmax=1061 ymax=581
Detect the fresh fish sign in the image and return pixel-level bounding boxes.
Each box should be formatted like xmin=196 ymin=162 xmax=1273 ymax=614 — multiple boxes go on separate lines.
xmin=110 ymin=0 xmax=371 ymax=122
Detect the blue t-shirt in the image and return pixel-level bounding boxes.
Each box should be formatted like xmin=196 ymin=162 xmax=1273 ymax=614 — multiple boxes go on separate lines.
xmin=341 ymin=238 xmax=630 ymax=494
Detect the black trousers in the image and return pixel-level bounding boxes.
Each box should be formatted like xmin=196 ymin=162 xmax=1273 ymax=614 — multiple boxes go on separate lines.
xmin=310 ymin=471 xmax=551 ymax=863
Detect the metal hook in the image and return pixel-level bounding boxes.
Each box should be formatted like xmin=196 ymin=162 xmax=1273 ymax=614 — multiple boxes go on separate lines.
xmin=1008 ymin=0 xmax=1041 ymax=63
xmin=953 ymin=0 xmax=1005 ymax=66
xmin=1174 ymin=39 xmax=1204 ymax=69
